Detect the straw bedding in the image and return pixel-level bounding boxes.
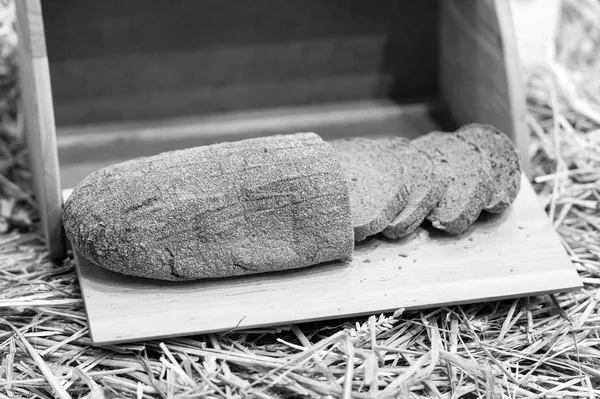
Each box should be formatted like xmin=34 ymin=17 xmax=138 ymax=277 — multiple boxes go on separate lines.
xmin=1 ymin=0 xmax=600 ymax=397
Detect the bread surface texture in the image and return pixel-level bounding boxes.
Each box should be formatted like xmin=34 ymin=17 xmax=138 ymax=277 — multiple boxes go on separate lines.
xmin=330 ymin=137 xmax=410 ymax=242
xmin=62 ymin=132 xmax=354 ymax=281
xmin=380 ymin=137 xmax=443 ymax=239
xmin=412 ymin=132 xmax=494 ymax=235
xmin=457 ymin=123 xmax=522 ymax=212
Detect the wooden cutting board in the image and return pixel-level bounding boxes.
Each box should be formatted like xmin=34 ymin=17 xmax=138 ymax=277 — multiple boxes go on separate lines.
xmin=71 ymin=175 xmax=582 ymax=345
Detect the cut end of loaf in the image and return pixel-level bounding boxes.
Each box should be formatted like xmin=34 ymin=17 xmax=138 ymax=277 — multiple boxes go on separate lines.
xmin=330 ymin=137 xmax=411 ymax=242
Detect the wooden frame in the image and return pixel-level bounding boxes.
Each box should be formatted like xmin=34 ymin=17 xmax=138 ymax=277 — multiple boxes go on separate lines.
xmin=16 ymin=0 xmax=64 ymax=260
xmin=17 ymin=0 xmax=529 ymax=261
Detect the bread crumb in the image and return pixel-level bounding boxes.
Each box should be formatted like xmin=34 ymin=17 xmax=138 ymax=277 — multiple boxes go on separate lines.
xmin=398 ymin=252 xmax=408 ymax=257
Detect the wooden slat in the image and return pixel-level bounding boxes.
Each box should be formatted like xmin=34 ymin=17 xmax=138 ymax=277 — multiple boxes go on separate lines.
xmin=16 ymin=0 xmax=65 ymax=260
xmin=70 ymin=175 xmax=581 ymax=345
xmin=439 ymin=0 xmax=530 ymax=175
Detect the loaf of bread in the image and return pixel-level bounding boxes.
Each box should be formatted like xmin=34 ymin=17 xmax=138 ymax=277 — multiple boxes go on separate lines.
xmin=62 ymin=132 xmax=354 ymax=281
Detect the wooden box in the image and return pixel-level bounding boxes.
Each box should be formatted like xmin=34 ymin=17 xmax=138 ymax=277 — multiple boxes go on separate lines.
xmin=17 ymin=0 xmax=530 ymax=261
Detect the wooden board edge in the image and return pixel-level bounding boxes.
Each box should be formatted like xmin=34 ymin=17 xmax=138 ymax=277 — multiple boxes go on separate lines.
xmin=73 ymin=251 xmax=97 ymax=343
xmin=84 ymin=282 xmax=582 ymax=346
xmin=16 ymin=0 xmax=66 ymax=261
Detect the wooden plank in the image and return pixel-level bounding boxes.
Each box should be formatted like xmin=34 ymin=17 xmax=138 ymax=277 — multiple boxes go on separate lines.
xmin=439 ymin=0 xmax=530 ymax=175
xmin=41 ymin=0 xmax=439 ymax=126
xmin=69 ymin=175 xmax=581 ymax=345
xmin=56 ymin=100 xmax=453 ymax=189
xmin=16 ymin=0 xmax=65 ymax=260
xmin=51 ymin=74 xmax=435 ymax=127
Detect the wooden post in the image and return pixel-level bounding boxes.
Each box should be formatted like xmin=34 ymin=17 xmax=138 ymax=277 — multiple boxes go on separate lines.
xmin=15 ymin=0 xmax=65 ymax=260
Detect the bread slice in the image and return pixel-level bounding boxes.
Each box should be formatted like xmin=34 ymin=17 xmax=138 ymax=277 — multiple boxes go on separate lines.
xmin=412 ymin=132 xmax=494 ymax=235
xmin=457 ymin=123 xmax=522 ymax=213
xmin=330 ymin=137 xmax=410 ymax=242
xmin=380 ymin=137 xmax=444 ymax=239
xmin=62 ymin=133 xmax=355 ymax=281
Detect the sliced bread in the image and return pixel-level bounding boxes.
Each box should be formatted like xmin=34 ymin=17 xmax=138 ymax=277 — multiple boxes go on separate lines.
xmin=330 ymin=137 xmax=410 ymax=242
xmin=380 ymin=137 xmax=444 ymax=239
xmin=457 ymin=123 xmax=522 ymax=213
xmin=412 ymin=132 xmax=494 ymax=235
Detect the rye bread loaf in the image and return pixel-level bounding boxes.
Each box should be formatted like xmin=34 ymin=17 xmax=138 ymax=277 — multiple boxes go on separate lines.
xmin=457 ymin=123 xmax=522 ymax=213
xmin=329 ymin=137 xmax=410 ymax=242
xmin=412 ymin=132 xmax=494 ymax=235
xmin=380 ymin=137 xmax=444 ymax=239
xmin=62 ymin=132 xmax=354 ymax=281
